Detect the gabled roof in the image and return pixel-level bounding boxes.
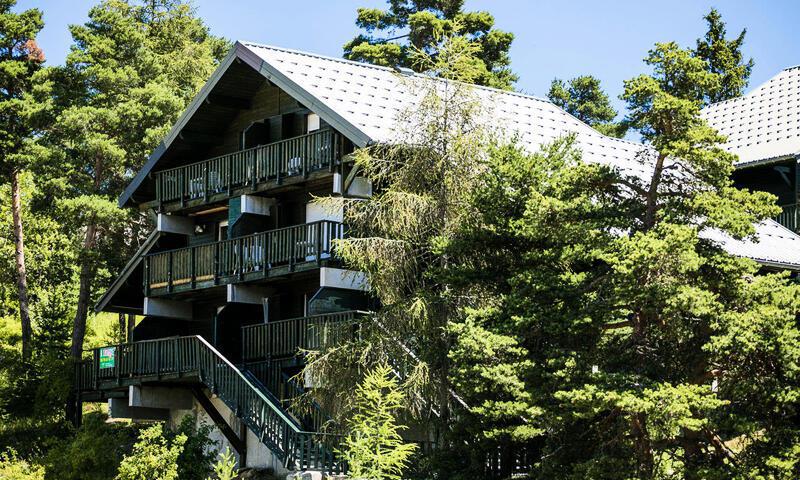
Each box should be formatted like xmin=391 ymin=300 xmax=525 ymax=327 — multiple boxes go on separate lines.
xmin=702 ymin=65 xmax=800 ymax=167
xmin=118 ymin=42 xmax=800 ymax=271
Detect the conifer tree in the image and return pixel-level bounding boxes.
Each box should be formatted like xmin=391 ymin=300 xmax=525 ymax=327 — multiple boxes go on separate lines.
xmin=444 ymin=39 xmax=800 ymax=480
xmin=31 ymin=0 xmax=226 ymax=364
xmin=0 ymin=0 xmax=44 ymax=363
xmin=341 ymin=364 xmax=417 ymax=480
xmin=547 ymin=75 xmax=628 ymax=138
xmin=344 ymin=0 xmax=516 ymax=89
xmin=695 ymin=8 xmax=754 ymax=104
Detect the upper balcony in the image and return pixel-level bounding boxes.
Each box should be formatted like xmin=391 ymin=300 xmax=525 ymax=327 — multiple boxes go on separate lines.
xmin=777 ymin=204 xmax=798 ymax=232
xmin=144 ymin=220 xmax=344 ymax=296
xmin=152 ymin=129 xmax=346 ymax=212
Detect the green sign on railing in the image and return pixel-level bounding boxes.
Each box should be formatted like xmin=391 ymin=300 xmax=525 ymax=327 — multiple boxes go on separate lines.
xmin=99 ymin=346 xmax=116 ymax=369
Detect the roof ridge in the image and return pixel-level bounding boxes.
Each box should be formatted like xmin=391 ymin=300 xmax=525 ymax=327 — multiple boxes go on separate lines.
xmin=239 ymin=41 xmax=645 ymax=146
xmin=239 ymin=40 xmax=561 ymax=107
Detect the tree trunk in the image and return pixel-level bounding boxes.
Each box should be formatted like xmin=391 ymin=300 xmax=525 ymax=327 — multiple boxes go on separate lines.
xmin=11 ymin=170 xmax=32 ymax=363
xmin=70 ymin=223 xmax=98 ymax=360
xmin=631 ymin=412 xmax=654 ymax=478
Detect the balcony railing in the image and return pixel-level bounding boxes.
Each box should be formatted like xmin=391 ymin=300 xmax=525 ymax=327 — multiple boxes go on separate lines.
xmin=154 ymin=129 xmax=344 ymax=207
xmin=242 ymin=310 xmax=364 ymax=360
xmin=777 ymin=203 xmax=798 ymax=232
xmin=144 ymin=220 xmax=344 ymax=295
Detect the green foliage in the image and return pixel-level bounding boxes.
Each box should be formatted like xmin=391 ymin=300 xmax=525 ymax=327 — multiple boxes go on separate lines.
xmin=307 ymin=34 xmax=489 ymax=428
xmin=438 ymin=21 xmax=798 ymax=479
xmin=115 ymin=423 xmax=185 ymax=480
xmin=0 ymin=449 xmax=44 ymax=480
xmin=209 ymin=447 xmax=239 ymax=480
xmin=28 ymin=0 xmax=227 ymax=359
xmin=343 ymin=0 xmax=516 ymax=89
xmin=171 ymin=415 xmax=216 ymax=480
xmin=0 ymin=0 xmax=44 ymax=173
xmin=695 ymin=8 xmax=754 ymax=104
xmin=43 ymin=411 xmax=139 ymax=480
xmin=342 ymin=364 xmax=417 ymax=480
xmin=547 ymin=76 xmax=628 ymax=138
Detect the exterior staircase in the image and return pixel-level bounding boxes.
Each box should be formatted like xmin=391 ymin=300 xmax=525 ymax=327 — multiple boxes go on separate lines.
xmin=75 ymin=334 xmax=344 ymax=473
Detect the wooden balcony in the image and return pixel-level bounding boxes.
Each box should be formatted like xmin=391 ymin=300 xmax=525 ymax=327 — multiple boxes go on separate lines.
xmin=777 ymin=203 xmax=798 ymax=232
xmin=144 ymin=220 xmax=343 ymax=296
xmin=153 ymin=129 xmax=344 ymax=210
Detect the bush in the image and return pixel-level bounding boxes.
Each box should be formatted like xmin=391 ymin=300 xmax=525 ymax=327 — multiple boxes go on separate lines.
xmin=210 ymin=447 xmax=239 ymax=480
xmin=171 ymin=415 xmax=216 ymax=480
xmin=116 ymin=423 xmax=185 ymax=480
xmin=43 ymin=411 xmax=140 ymax=480
xmin=0 ymin=449 xmax=45 ymax=480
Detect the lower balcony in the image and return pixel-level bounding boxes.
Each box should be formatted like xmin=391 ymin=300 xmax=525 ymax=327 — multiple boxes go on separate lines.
xmin=144 ymin=220 xmax=344 ymax=296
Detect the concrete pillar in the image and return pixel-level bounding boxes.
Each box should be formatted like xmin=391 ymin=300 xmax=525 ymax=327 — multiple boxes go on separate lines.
xmin=156 ymin=213 xmax=194 ymax=235
xmin=143 ymin=297 xmax=193 ymax=320
xmin=129 ymin=386 xmax=193 ymax=410
xmin=319 ymin=267 xmax=369 ymax=291
xmin=240 ymin=194 xmax=274 ymax=216
xmin=109 ymin=397 xmax=170 ymax=421
xmin=227 ymin=284 xmax=273 ymax=305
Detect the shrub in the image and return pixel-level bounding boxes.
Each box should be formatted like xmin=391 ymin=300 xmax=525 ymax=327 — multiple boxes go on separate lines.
xmin=209 ymin=446 xmax=239 ymax=480
xmin=43 ymin=411 xmax=140 ymax=480
xmin=115 ymin=423 xmax=185 ymax=480
xmin=0 ymin=449 xmax=45 ymax=480
xmin=341 ymin=364 xmax=417 ymax=480
xmin=170 ymin=415 xmax=216 ymax=480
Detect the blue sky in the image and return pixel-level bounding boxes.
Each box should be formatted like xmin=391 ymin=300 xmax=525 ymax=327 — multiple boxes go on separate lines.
xmin=15 ymin=0 xmax=800 ymax=117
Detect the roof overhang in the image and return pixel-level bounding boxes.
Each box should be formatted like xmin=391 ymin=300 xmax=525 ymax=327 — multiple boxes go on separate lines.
xmin=118 ymin=42 xmax=375 ymax=209
xmin=94 ymin=230 xmax=162 ymax=314
xmin=734 ymin=153 xmax=799 ymax=170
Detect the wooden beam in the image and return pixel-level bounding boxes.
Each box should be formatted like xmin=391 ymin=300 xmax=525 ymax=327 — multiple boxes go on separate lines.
xmin=206 ymin=94 xmax=252 ymax=110
xmin=178 ymin=130 xmax=224 ymax=145
xmin=191 ymin=387 xmax=247 ymax=464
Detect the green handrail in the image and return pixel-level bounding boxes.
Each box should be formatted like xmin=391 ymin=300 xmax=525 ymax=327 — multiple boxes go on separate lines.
xmin=143 ymin=220 xmax=344 ymax=295
xmin=154 ymin=129 xmax=343 ymax=206
xmin=76 ymin=335 xmax=344 ymax=473
xmin=241 ymin=310 xmax=366 ymax=361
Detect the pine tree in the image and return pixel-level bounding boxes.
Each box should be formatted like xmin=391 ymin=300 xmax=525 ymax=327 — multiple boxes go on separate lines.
xmin=0 ymin=0 xmax=44 ymax=363
xmin=31 ymin=0 xmax=226 ymax=365
xmin=443 ymin=39 xmax=799 ymax=479
xmin=695 ymin=8 xmax=754 ymax=104
xmin=547 ymin=75 xmax=628 ymax=138
xmin=343 ymin=0 xmax=516 ymax=89
xmin=306 ymin=36 xmax=491 ymax=433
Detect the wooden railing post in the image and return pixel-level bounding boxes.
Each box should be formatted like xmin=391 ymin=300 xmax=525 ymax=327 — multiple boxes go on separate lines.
xmin=143 ymin=256 xmax=150 ymax=296
xmin=190 ymin=247 xmax=196 ymax=288
xmin=316 ymin=222 xmax=322 ymax=266
xmin=167 ymin=251 xmax=174 ymax=293
xmin=213 ymin=242 xmax=220 ymax=285
xmin=227 ymin=155 xmax=233 ymax=196
xmin=237 ymin=237 xmax=244 ymax=280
